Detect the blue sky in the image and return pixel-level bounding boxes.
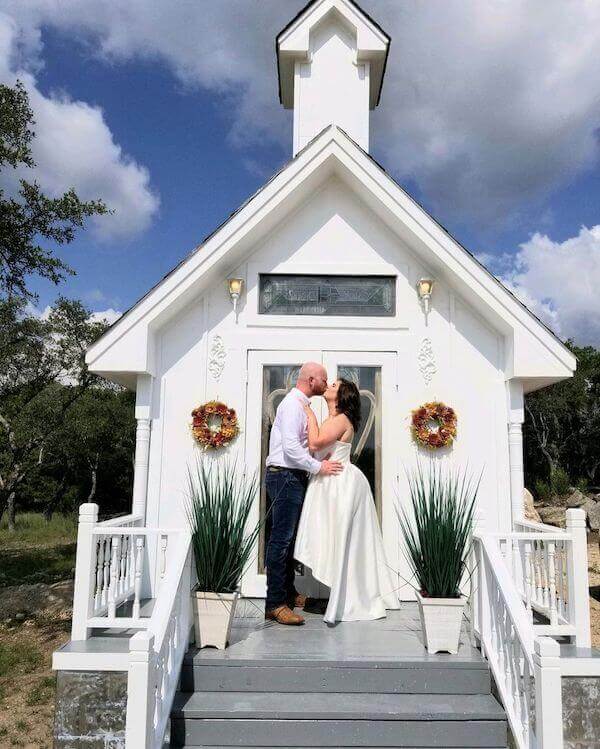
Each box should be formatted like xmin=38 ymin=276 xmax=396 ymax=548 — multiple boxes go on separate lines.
xmin=1 ymin=0 xmax=600 ymax=344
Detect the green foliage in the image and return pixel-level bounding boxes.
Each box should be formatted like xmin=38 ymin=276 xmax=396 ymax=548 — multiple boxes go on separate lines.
xmin=550 ymin=466 xmax=571 ymax=496
xmin=0 ymin=296 xmax=134 ymax=523
xmin=534 ymin=479 xmax=551 ymax=502
xmin=524 ymin=342 xmax=600 ymax=491
xmin=185 ymin=459 xmax=260 ymax=593
xmin=397 ymin=462 xmax=479 ymax=598
xmin=0 ymin=80 xmax=108 ymax=302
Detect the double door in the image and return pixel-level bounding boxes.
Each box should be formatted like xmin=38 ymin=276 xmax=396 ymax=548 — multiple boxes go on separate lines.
xmin=243 ymin=350 xmax=400 ymax=599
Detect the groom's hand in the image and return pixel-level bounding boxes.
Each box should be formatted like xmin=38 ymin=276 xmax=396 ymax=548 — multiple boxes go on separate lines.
xmin=319 ymin=459 xmax=343 ymax=475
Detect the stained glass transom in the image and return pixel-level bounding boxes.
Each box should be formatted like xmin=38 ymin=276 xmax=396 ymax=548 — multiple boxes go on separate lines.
xmin=258 ymin=275 xmax=395 ymax=316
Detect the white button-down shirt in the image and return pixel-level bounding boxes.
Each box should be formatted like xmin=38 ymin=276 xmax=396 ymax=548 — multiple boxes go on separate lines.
xmin=266 ymin=387 xmax=322 ymax=475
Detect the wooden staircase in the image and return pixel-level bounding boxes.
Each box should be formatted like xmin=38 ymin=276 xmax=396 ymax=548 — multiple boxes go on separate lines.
xmin=169 ymin=607 xmax=507 ymax=748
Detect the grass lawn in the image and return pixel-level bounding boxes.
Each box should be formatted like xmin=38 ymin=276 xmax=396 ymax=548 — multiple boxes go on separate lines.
xmin=0 ymin=513 xmax=76 ymax=748
xmin=0 ymin=513 xmax=77 ymax=587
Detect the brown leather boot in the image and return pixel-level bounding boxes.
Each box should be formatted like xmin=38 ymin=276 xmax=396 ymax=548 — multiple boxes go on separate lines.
xmin=265 ymin=605 xmax=305 ymax=625
xmin=289 ymin=593 xmax=307 ymax=610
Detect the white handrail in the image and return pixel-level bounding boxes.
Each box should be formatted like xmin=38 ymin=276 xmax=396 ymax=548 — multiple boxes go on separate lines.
xmin=474 ymin=533 xmax=564 ymax=749
xmin=126 ymin=532 xmax=192 ymax=749
xmin=501 ymin=510 xmax=590 ymax=647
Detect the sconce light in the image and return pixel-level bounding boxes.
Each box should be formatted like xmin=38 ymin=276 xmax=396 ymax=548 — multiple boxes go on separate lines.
xmin=416 ymin=278 xmax=435 ymax=315
xmin=227 ymin=278 xmax=244 ymax=316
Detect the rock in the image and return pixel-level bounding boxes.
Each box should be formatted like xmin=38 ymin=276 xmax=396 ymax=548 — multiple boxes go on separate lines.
xmin=523 ymin=488 xmax=542 ymax=523
xmin=537 ymin=505 xmax=566 ymax=528
xmin=565 ymin=489 xmax=587 ymax=508
xmin=583 ymin=500 xmax=600 ymax=531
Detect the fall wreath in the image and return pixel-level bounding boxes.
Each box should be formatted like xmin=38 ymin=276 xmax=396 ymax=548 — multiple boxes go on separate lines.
xmin=191 ymin=401 xmax=240 ymax=450
xmin=411 ymin=401 xmax=457 ymax=449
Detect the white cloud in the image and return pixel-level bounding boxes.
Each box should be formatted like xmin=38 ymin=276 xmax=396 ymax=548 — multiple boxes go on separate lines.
xmin=0 ymin=11 xmax=159 ymax=240
xmin=483 ymin=226 xmax=600 ymax=345
xmin=1 ymin=1 xmax=599 ymax=230
xmin=25 ymin=299 xmax=122 ymax=327
xmin=88 ymin=307 xmax=121 ymax=325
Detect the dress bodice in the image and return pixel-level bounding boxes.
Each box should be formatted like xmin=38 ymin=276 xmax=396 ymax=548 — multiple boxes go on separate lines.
xmin=316 ymin=440 xmax=352 ymax=464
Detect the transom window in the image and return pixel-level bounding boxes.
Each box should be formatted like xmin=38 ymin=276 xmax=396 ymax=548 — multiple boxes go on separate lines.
xmin=258 ymin=274 xmax=396 ymax=316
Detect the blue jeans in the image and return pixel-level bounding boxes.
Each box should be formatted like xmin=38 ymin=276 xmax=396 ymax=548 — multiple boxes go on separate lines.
xmin=265 ymin=467 xmax=308 ymax=611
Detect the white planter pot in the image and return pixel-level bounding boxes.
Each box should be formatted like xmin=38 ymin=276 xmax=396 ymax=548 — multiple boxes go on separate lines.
xmin=416 ymin=590 xmax=467 ymax=655
xmin=192 ymin=590 xmax=239 ymax=650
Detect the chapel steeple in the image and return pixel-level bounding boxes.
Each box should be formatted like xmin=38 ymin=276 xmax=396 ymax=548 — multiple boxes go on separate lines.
xmin=277 ymin=0 xmax=390 ymax=156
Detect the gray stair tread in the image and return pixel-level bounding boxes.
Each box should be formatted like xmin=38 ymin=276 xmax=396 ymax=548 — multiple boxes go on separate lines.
xmin=172 ymin=691 xmax=505 ymax=721
xmin=184 ymin=652 xmax=488 ymax=670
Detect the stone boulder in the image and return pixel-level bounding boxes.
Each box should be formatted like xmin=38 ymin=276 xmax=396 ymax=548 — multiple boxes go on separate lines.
xmin=523 ymin=488 xmax=542 ymax=523
xmin=582 ymin=498 xmax=600 ymax=531
xmin=537 ymin=505 xmax=566 ymax=528
xmin=565 ymin=488 xmax=587 ymax=508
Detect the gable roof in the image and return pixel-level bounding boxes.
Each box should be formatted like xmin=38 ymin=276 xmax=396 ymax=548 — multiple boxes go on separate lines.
xmin=86 ymin=125 xmax=575 ymax=391
xmin=276 ymin=0 xmax=390 ymax=109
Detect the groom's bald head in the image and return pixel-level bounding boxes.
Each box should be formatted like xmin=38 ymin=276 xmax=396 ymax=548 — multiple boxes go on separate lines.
xmin=297 ymin=361 xmax=328 ymax=396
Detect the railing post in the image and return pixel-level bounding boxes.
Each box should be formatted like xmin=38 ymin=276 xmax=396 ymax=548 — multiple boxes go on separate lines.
xmin=469 ymin=510 xmax=485 ymax=647
xmin=71 ymin=503 xmax=98 ymax=641
xmin=566 ymin=508 xmax=591 ymax=648
xmin=533 ymin=637 xmax=563 ymax=748
xmin=126 ymin=631 xmax=155 ymax=748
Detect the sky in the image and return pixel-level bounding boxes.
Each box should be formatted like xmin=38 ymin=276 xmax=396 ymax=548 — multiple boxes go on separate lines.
xmin=1 ymin=0 xmax=599 ymax=344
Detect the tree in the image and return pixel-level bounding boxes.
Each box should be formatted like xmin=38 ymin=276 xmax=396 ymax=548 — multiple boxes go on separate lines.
xmin=31 ymin=388 xmax=135 ymax=521
xmin=524 ymin=342 xmax=600 ymax=494
xmin=0 ymin=80 xmax=108 ymax=302
xmin=0 ymin=296 xmax=107 ymax=526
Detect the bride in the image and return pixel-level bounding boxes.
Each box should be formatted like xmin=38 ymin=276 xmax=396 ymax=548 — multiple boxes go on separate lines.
xmin=294 ymin=378 xmax=399 ymax=623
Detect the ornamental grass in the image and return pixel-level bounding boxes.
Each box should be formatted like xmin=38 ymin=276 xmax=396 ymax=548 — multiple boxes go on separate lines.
xmin=185 ymin=457 xmax=260 ymax=593
xmin=398 ymin=462 xmax=480 ymax=598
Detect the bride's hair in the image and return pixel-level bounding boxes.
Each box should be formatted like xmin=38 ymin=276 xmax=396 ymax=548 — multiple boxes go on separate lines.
xmin=336 ymin=379 xmax=361 ymax=431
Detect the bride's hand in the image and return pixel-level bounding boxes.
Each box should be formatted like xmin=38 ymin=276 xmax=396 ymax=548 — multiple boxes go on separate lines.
xmin=303 ymin=403 xmax=315 ymax=418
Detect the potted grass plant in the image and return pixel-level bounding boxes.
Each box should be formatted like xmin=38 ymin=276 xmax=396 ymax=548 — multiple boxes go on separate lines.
xmin=185 ymin=457 xmax=260 ymax=649
xmin=398 ymin=462 xmax=479 ymax=655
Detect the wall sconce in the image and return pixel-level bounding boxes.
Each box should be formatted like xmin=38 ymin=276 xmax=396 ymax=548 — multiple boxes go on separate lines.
xmin=227 ymin=278 xmax=244 ymax=317
xmin=416 ymin=278 xmax=435 ymax=316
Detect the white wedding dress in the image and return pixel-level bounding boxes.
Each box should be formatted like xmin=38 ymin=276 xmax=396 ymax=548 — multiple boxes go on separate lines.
xmin=294 ymin=441 xmax=400 ymax=623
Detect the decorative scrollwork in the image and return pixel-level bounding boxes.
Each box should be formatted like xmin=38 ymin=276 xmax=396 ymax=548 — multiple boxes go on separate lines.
xmin=208 ymin=335 xmax=226 ymax=382
xmin=418 ymin=337 xmax=436 ymax=386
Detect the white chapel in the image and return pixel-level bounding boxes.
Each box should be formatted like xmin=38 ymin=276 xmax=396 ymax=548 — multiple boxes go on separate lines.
xmin=84 ymin=0 xmax=575 ymax=600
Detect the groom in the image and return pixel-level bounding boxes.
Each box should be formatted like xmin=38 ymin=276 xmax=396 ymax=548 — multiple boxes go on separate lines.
xmin=264 ymin=362 xmax=343 ymax=625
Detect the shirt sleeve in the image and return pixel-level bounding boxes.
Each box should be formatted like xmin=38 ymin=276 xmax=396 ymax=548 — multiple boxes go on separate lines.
xmin=280 ymin=401 xmax=322 ymax=475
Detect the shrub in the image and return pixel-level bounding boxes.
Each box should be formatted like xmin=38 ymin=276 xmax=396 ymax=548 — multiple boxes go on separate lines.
xmin=550 ymin=466 xmax=571 ymax=497
xmin=397 ymin=462 xmax=480 ymax=599
xmin=185 ymin=458 xmax=260 ymax=593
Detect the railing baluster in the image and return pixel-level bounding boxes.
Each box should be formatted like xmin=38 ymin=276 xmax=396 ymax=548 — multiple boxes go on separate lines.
xmin=524 ymin=540 xmax=533 ymax=617
xmin=94 ymin=538 xmax=104 ymax=612
xmin=547 ymin=541 xmax=557 ymax=626
xmin=133 ymin=537 xmax=144 ymax=619
xmin=108 ymin=535 xmax=120 ymax=618
xmin=102 ymin=538 xmax=110 ymax=607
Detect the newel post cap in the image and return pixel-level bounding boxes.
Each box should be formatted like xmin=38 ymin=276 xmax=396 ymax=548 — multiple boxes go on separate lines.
xmin=566 ymin=508 xmax=586 ymax=528
xmin=78 ymin=503 xmax=99 ymax=522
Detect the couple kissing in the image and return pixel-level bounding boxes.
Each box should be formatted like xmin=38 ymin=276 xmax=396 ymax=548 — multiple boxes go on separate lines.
xmin=264 ymin=361 xmax=399 ymax=625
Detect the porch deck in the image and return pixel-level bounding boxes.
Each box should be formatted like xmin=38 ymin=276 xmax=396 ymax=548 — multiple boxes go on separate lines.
xmin=190 ymin=603 xmax=482 ymax=666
